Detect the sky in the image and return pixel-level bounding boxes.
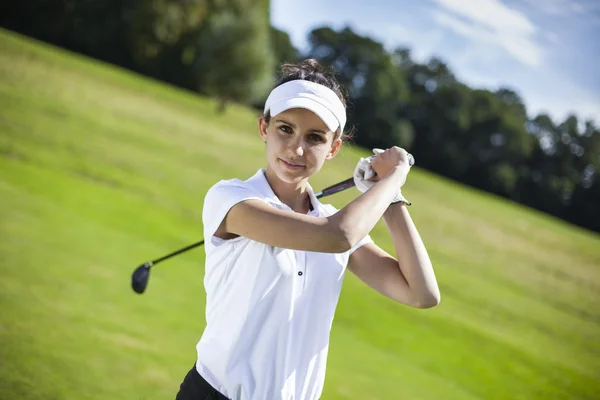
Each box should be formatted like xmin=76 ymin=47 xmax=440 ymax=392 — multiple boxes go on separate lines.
xmin=271 ymin=0 xmax=600 ymax=126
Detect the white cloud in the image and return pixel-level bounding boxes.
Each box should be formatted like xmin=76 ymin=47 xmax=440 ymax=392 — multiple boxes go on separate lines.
xmin=434 ymin=0 xmax=536 ymax=34
xmin=432 ymin=0 xmax=544 ymax=68
xmin=522 ymin=0 xmax=590 ymax=15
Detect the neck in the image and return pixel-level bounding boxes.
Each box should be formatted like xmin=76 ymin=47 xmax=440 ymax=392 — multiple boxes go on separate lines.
xmin=264 ymin=167 xmax=313 ymax=213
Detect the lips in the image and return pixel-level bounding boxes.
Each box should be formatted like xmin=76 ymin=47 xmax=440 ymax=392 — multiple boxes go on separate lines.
xmin=280 ymin=158 xmax=305 ymax=170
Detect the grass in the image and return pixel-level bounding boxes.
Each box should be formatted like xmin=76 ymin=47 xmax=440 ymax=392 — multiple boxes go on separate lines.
xmin=0 ymin=27 xmax=599 ymax=399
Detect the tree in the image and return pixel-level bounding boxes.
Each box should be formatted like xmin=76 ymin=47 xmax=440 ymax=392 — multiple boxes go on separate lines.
xmin=126 ymin=0 xmax=208 ymax=78
xmin=306 ymin=26 xmax=412 ymax=148
xmin=0 ymin=0 xmax=136 ymax=67
xmin=556 ymin=117 xmax=600 ymax=227
xmin=410 ymin=82 xmax=472 ymax=178
xmin=191 ymin=0 xmax=274 ymax=111
xmin=248 ymin=26 xmax=300 ymax=110
xmin=466 ymin=89 xmax=534 ymax=196
xmin=270 ymin=26 xmax=300 ymax=68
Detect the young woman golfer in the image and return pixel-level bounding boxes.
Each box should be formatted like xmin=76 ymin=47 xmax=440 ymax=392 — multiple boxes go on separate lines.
xmin=176 ymin=59 xmax=440 ymax=400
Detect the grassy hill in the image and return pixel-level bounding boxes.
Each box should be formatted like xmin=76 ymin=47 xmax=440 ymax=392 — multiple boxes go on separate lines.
xmin=1 ymin=28 xmax=599 ymax=400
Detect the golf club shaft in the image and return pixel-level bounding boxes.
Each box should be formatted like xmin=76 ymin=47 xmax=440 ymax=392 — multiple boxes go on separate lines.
xmin=151 ymin=240 xmax=206 ymax=264
xmin=147 ymin=177 xmax=356 ymax=266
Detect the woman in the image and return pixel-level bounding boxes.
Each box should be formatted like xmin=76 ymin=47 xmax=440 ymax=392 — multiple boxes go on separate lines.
xmin=176 ymin=59 xmax=440 ymax=400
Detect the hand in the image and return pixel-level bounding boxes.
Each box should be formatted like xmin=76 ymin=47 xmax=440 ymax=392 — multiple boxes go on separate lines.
xmin=353 ymin=148 xmax=414 ymax=205
xmin=370 ymin=147 xmax=413 ymax=187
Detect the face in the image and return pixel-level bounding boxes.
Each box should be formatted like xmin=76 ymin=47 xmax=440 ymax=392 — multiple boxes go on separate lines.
xmin=259 ymin=108 xmax=342 ymax=184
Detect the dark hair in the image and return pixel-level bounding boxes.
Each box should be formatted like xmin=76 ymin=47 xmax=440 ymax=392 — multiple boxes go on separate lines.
xmin=264 ymin=59 xmax=354 ymax=142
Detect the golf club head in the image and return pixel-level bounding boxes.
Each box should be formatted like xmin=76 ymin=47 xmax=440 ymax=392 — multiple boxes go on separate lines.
xmin=131 ymin=262 xmax=152 ymax=294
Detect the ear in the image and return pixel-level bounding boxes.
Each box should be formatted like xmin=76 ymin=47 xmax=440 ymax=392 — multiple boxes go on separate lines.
xmin=258 ymin=116 xmax=268 ymax=142
xmin=326 ymin=137 xmax=342 ymax=160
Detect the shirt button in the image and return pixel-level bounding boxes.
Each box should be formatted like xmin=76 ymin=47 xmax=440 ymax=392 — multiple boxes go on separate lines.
xmin=298 ymin=271 xmax=303 ymax=276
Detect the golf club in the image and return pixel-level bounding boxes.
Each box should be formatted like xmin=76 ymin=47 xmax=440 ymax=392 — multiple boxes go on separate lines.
xmin=131 ymin=176 xmax=356 ymax=294
xmin=131 ymin=152 xmax=415 ymax=294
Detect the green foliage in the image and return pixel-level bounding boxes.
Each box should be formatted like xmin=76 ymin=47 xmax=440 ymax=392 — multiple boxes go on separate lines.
xmin=306 ymin=27 xmax=412 ymax=149
xmin=270 ymin=26 xmax=300 ymax=67
xmin=191 ymin=0 xmax=274 ymax=109
xmin=127 ymin=0 xmax=209 ymax=69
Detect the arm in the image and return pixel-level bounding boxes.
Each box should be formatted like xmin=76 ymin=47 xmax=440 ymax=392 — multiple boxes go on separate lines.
xmin=220 ymin=168 xmax=406 ymax=253
xmin=347 ymin=204 xmax=440 ymax=308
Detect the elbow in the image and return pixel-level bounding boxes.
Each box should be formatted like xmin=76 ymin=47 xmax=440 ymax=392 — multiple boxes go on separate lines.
xmin=412 ymin=291 xmax=441 ymax=309
xmin=319 ymin=224 xmax=353 ymax=253
xmin=339 ymin=228 xmax=368 ymax=254
xmin=331 ymin=229 xmax=354 ymax=253
xmin=326 ymin=217 xmax=358 ymax=253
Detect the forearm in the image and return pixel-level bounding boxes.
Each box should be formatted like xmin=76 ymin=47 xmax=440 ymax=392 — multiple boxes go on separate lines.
xmin=331 ymin=167 xmax=408 ymax=247
xmin=382 ymin=204 xmax=440 ymax=307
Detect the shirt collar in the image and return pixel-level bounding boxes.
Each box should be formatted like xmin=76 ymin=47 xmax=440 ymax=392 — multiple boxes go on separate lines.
xmin=247 ymin=168 xmax=322 ymax=215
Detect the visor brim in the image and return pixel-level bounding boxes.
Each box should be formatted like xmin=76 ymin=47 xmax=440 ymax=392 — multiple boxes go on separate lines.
xmin=269 ymin=98 xmax=340 ymax=133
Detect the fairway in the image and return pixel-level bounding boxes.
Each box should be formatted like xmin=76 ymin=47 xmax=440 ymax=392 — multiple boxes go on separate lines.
xmin=1 ymin=28 xmax=599 ymax=400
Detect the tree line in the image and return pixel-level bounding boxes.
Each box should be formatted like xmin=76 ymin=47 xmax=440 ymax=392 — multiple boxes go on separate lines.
xmin=2 ymin=1 xmax=598 ymax=233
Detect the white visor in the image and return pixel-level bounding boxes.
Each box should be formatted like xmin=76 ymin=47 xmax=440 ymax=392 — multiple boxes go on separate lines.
xmin=263 ymin=80 xmax=346 ymax=133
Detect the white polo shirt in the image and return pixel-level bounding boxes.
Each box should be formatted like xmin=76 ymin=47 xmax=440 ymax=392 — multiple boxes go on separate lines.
xmin=195 ymin=168 xmax=372 ymax=400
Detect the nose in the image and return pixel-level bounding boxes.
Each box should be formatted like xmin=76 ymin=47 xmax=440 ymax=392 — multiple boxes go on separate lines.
xmin=291 ymin=138 xmax=304 ymax=157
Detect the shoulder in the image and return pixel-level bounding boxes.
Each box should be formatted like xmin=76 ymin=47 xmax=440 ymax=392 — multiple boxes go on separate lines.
xmin=206 ymin=177 xmax=249 ymax=197
xmin=204 ymin=175 xmax=260 ymax=203
xmin=202 ymin=174 xmax=265 ymax=240
xmin=202 ymin=176 xmax=265 ymax=222
xmin=202 ymin=172 xmax=265 ymax=218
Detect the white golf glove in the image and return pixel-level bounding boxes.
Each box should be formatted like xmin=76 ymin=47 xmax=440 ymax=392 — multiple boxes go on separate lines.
xmin=353 ymin=148 xmax=413 ymax=205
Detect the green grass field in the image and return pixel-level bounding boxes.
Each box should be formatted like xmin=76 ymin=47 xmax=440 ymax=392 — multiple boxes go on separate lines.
xmin=1 ymin=28 xmax=599 ymax=400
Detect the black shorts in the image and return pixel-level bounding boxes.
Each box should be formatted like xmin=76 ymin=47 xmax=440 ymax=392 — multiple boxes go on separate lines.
xmin=175 ymin=363 xmax=229 ymax=400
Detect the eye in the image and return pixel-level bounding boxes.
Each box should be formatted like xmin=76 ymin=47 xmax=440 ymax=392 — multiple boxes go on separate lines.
xmin=309 ymin=134 xmax=325 ymax=142
xmin=278 ymin=125 xmax=293 ymax=134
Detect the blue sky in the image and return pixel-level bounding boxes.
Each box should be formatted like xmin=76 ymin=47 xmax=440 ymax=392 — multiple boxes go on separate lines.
xmin=271 ymin=0 xmax=600 ymax=126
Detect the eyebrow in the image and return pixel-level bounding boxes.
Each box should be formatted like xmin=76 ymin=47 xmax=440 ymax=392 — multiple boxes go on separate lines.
xmin=275 ymin=119 xmax=329 ymax=135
